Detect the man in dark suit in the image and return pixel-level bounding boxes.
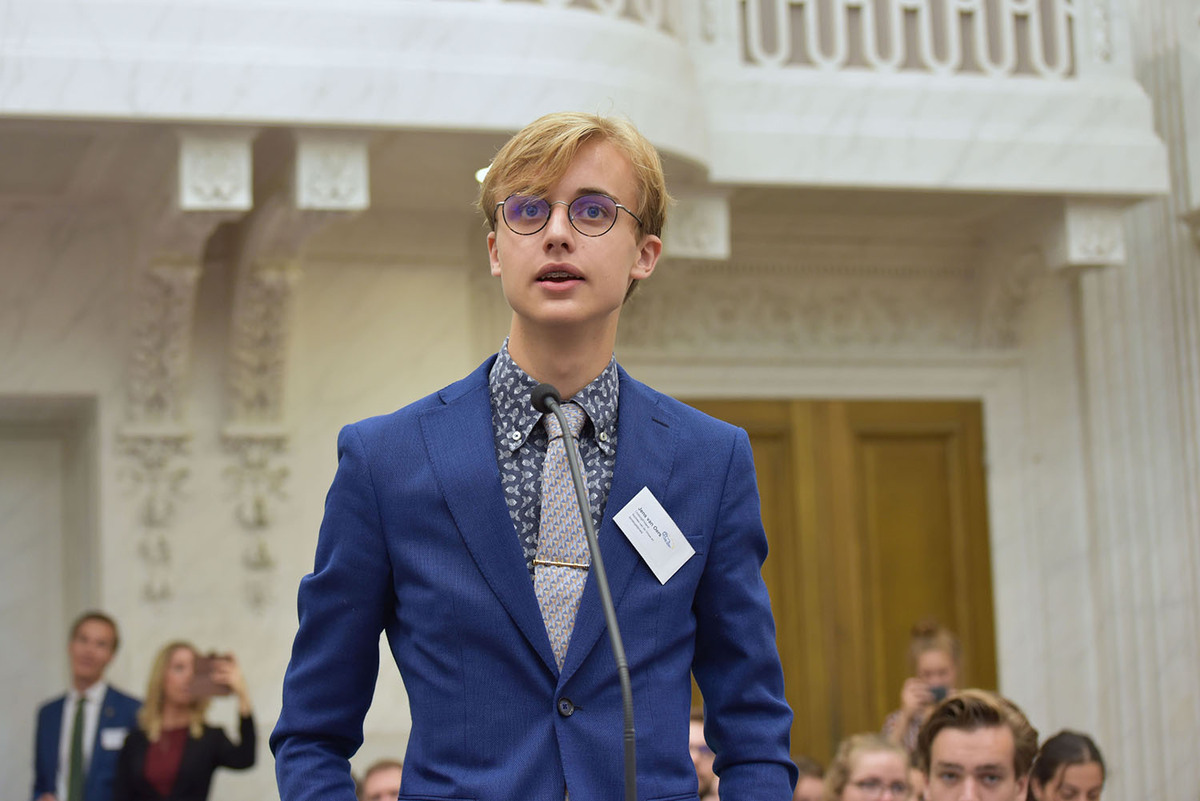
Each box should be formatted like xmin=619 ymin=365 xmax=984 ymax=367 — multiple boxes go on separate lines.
xmin=34 ymin=611 xmax=141 ymax=801
xmin=271 ymin=111 xmax=797 ymax=800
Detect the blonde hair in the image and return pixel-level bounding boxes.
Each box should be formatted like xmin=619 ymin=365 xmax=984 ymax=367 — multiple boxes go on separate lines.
xmin=138 ymin=641 xmax=209 ymax=741
xmin=916 ymin=689 xmax=1039 ymax=778
xmin=823 ymin=733 xmax=908 ymax=801
xmin=478 ymin=111 xmax=671 ymax=237
xmin=908 ymin=619 xmax=960 ymax=670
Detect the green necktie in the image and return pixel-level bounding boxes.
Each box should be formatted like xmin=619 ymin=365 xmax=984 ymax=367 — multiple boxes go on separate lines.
xmin=67 ymin=696 xmax=86 ymax=801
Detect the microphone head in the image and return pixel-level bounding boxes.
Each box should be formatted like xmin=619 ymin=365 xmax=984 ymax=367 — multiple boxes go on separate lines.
xmin=530 ymin=383 xmax=561 ymax=414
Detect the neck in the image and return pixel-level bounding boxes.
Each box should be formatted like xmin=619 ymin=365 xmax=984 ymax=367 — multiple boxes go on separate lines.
xmin=72 ymin=676 xmax=101 ymax=694
xmin=160 ymin=703 xmax=191 ymax=730
xmin=507 ymin=318 xmax=617 ymax=399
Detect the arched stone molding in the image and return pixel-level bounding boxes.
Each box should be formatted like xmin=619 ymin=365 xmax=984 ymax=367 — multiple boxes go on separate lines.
xmin=222 ymin=131 xmax=369 ymax=608
xmin=119 ymin=128 xmax=255 ymax=603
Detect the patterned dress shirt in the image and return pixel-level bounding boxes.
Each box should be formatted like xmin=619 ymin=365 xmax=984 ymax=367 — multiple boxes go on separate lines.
xmin=488 ymin=341 xmax=618 ymax=575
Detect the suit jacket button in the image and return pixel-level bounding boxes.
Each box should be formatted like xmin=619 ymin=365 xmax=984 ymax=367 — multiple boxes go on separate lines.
xmin=557 ymin=698 xmax=575 ymax=717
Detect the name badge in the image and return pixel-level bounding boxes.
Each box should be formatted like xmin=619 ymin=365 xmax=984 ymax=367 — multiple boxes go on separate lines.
xmin=99 ymin=727 xmax=129 ymax=750
xmin=613 ymin=487 xmax=695 ymax=584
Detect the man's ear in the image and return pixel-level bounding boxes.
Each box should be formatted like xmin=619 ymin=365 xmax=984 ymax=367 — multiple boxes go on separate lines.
xmin=631 ymin=233 xmax=662 ymax=281
xmin=1020 ymin=775 xmax=1035 ymax=801
xmin=488 ymin=231 xmax=501 ymax=277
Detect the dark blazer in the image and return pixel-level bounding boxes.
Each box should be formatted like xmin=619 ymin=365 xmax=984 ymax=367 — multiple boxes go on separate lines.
xmin=271 ymin=358 xmax=797 ymax=801
xmin=34 ymin=686 xmax=141 ymax=801
xmin=112 ymin=715 xmax=255 ymax=801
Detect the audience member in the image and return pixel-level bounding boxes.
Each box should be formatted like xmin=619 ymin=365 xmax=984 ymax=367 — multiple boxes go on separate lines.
xmin=823 ymin=733 xmax=911 ymax=800
xmin=33 ymin=611 xmax=141 ymax=801
xmin=916 ymin=689 xmax=1038 ymax=801
xmin=1027 ymin=730 xmax=1105 ymax=801
xmin=792 ymin=754 xmax=824 ymax=801
xmin=358 ymin=759 xmax=403 ymax=801
xmin=883 ymin=620 xmax=961 ymax=754
xmin=689 ymin=708 xmax=718 ymax=801
xmin=111 ymin=643 xmax=255 ymax=801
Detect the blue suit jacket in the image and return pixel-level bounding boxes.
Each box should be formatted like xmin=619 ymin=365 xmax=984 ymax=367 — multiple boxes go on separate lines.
xmin=271 ymin=359 xmax=796 ymax=800
xmin=34 ymin=686 xmax=141 ymax=801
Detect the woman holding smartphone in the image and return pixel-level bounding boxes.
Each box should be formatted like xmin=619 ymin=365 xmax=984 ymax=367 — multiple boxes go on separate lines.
xmin=113 ymin=642 xmax=255 ymax=801
xmin=881 ymin=620 xmax=960 ymax=755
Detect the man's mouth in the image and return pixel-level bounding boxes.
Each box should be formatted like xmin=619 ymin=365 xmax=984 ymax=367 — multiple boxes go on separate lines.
xmin=538 ymin=271 xmax=582 ymax=283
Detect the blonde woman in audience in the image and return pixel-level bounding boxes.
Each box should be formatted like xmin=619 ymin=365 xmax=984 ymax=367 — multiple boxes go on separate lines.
xmin=1027 ymin=730 xmax=1105 ymax=801
xmin=112 ymin=642 xmax=255 ymax=801
xmin=824 ymin=733 xmax=912 ymax=801
xmin=882 ymin=620 xmax=960 ymax=753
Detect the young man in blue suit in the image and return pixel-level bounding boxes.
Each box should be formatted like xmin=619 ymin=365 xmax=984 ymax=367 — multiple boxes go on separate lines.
xmin=272 ymin=112 xmax=797 ymax=800
xmin=34 ymin=611 xmax=141 ymax=801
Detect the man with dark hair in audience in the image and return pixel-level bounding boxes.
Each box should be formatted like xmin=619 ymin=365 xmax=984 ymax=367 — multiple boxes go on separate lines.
xmin=357 ymin=759 xmax=403 ymax=801
xmin=33 ymin=611 xmax=141 ymax=801
xmin=916 ymin=689 xmax=1039 ymax=801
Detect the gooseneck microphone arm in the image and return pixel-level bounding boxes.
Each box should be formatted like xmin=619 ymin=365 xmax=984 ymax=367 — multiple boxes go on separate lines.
xmin=531 ymin=383 xmax=636 ymax=801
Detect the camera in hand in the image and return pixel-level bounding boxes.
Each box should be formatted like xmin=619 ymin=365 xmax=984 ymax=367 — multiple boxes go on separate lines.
xmin=190 ymin=653 xmax=233 ymax=698
xmin=929 ymin=685 xmax=949 ymax=703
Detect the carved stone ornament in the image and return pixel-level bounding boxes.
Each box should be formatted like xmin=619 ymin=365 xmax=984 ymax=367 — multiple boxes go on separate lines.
xmin=1091 ymin=0 xmax=1115 ymax=62
xmin=178 ymin=130 xmax=254 ymax=211
xmin=1044 ymin=200 xmax=1128 ymax=270
xmin=126 ymin=260 xmax=202 ymax=424
xmin=663 ymin=194 xmax=731 ymax=260
xmin=221 ymin=429 xmax=287 ymax=610
xmin=294 ymin=132 xmax=370 ymax=211
xmin=228 ymin=265 xmax=298 ymax=424
xmin=117 ymin=430 xmax=191 ymax=602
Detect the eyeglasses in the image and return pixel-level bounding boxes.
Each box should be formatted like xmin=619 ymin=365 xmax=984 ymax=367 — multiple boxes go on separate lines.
xmin=851 ymin=779 xmax=911 ymax=798
xmin=495 ymin=193 xmax=643 ymax=237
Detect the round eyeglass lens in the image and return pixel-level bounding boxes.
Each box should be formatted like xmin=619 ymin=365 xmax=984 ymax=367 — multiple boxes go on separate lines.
xmin=568 ymin=195 xmax=618 ymax=235
xmin=502 ymin=196 xmax=550 ymax=234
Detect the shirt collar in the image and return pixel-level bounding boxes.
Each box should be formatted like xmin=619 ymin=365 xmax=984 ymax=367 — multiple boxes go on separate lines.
xmin=488 ymin=340 xmax=619 ymax=455
xmin=69 ymin=681 xmax=108 ymax=705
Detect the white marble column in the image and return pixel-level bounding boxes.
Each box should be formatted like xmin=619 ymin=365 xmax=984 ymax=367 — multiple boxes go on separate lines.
xmin=1068 ymin=0 xmax=1200 ymax=778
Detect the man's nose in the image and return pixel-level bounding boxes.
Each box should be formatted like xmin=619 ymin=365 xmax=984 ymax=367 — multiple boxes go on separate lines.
xmin=542 ymin=202 xmax=576 ymax=247
xmin=958 ymin=777 xmax=982 ymax=801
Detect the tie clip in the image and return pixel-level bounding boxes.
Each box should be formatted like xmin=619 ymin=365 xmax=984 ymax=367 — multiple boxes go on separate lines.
xmin=533 ymin=558 xmax=589 ymax=570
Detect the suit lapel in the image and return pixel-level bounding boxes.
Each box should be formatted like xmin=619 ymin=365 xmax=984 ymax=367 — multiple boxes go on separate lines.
xmin=420 ymin=363 xmax=559 ymax=676
xmin=559 ymin=370 xmax=678 ymax=685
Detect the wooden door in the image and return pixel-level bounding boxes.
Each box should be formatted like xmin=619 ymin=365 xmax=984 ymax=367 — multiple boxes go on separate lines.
xmin=684 ymin=400 xmax=997 ymax=765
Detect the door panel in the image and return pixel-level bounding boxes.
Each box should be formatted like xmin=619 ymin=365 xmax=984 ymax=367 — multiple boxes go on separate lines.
xmin=685 ymin=399 xmax=997 ymax=764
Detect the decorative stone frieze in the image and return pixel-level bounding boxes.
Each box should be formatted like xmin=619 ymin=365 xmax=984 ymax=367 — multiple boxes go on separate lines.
xmin=619 ymin=260 xmax=981 ymax=359
xmin=977 ymin=250 xmax=1045 ymax=349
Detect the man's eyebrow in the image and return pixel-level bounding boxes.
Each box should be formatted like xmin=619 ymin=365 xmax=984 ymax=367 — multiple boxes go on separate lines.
xmin=973 ymin=763 xmax=1011 ymax=773
xmin=573 ymin=186 xmax=616 ymax=199
xmin=932 ymin=762 xmax=964 ymax=771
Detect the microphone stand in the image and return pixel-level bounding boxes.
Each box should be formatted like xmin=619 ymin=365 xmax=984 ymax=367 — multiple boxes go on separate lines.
xmin=533 ymin=384 xmax=637 ymax=801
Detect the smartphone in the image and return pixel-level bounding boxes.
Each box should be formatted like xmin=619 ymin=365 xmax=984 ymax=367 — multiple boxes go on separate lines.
xmin=190 ymin=654 xmax=233 ymax=698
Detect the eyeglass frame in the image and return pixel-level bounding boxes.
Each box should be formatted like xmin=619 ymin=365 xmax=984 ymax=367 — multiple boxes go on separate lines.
xmin=493 ymin=193 xmax=645 ymax=238
xmin=850 ymin=778 xmax=911 ymax=798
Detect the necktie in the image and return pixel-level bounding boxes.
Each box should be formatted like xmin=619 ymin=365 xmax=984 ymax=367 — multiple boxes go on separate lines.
xmin=533 ymin=402 xmax=590 ymax=671
xmin=67 ymin=696 xmax=86 ymax=801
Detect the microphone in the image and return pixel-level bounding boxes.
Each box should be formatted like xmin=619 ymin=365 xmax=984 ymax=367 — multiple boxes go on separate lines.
xmin=531 ymin=383 xmax=637 ymax=801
